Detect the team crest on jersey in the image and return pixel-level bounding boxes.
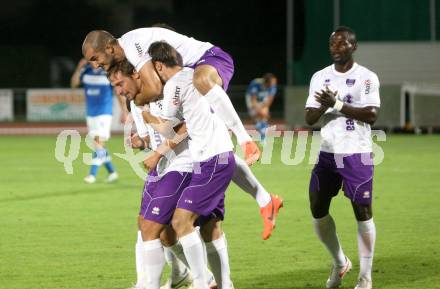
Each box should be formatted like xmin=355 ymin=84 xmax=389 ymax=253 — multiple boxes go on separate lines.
xmin=346 ymin=79 xmax=356 ymax=87
xmin=343 ymin=94 xmax=353 ymax=104
xmin=173 ymin=86 xmax=181 ymax=106
xmin=323 ymin=79 xmax=331 ymax=86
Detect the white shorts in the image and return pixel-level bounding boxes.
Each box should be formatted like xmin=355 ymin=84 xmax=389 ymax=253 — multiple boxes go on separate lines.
xmin=86 ymin=114 xmax=112 ymax=141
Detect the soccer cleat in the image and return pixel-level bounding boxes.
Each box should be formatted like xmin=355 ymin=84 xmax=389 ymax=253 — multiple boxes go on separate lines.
xmin=84 ymin=175 xmax=96 ymax=184
xmin=241 ymin=141 xmax=261 ymax=166
xmin=260 ymin=194 xmax=284 ymax=240
xmin=160 ymin=269 xmax=193 ymax=289
xmin=105 ymin=172 xmax=119 ymax=183
xmin=326 ymin=256 xmax=352 ymax=288
xmin=354 ymin=277 xmax=372 ymax=289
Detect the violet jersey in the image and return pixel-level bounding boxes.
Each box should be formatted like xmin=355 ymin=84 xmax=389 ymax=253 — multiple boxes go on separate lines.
xmin=305 ymin=63 xmax=380 ymax=154
xmin=118 ymin=27 xmax=213 ymax=72
xmin=130 ymin=100 xmax=193 ymax=176
xmin=160 ymin=67 xmax=233 ymax=162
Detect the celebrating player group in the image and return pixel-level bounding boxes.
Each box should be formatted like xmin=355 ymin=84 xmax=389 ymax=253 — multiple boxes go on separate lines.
xmin=80 ymin=24 xmax=379 ymax=289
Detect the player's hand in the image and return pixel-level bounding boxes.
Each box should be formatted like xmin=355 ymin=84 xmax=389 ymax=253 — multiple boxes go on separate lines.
xmin=143 ymin=151 xmax=162 ymax=171
xmin=128 ymin=133 xmax=144 ymax=149
xmin=314 ymin=86 xmax=338 ymax=108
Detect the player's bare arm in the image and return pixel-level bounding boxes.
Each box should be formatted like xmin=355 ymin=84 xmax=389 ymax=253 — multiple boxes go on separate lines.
xmin=70 ymin=58 xmax=88 ymax=88
xmin=305 ymin=106 xmax=327 ymax=126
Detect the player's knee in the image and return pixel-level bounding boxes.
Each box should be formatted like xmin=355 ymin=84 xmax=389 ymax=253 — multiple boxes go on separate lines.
xmin=160 ymin=226 xmax=177 ymax=247
xmin=193 ymin=72 xmax=213 ymax=95
xmin=309 ymin=192 xmax=329 ymax=219
xmin=352 ymin=203 xmax=373 ymax=221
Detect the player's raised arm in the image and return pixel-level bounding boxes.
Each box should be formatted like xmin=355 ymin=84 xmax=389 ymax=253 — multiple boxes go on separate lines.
xmin=70 ymin=58 xmax=88 ymax=88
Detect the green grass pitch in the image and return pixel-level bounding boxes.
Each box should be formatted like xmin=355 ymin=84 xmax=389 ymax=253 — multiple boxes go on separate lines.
xmin=1 ymin=134 xmax=440 ymax=289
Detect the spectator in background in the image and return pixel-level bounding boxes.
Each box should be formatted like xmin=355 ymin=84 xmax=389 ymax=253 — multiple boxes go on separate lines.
xmin=245 ymin=73 xmax=277 ymax=141
xmin=71 ymin=58 xmax=123 ymax=183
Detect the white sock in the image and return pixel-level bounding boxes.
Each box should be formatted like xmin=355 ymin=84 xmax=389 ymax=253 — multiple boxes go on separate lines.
xmin=135 ymin=231 xmax=147 ymax=287
xmin=143 ymin=239 xmax=165 ymax=289
xmin=232 ymin=155 xmax=271 ymax=207
xmin=357 ymin=218 xmax=376 ymax=281
xmin=165 ymin=243 xmax=189 ymax=282
xmin=205 ymin=234 xmax=233 ymax=289
xmin=205 ymin=84 xmax=251 ymax=144
xmin=313 ymin=215 xmax=346 ymax=267
xmin=179 ymin=230 xmax=209 ymax=289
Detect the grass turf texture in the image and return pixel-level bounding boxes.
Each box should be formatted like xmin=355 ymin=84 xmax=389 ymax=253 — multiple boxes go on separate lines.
xmin=1 ymin=134 xmax=439 ymax=289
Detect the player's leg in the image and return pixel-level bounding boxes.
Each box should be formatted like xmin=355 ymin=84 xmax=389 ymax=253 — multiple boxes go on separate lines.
xmin=160 ymin=226 xmax=194 ymax=289
xmin=254 ymin=107 xmax=269 ymax=141
xmin=192 ymin=48 xmax=260 ymax=165
xmin=136 ymin=171 xmax=192 ymax=289
xmin=171 ymin=208 xmax=208 ymax=289
xmin=310 ymin=152 xmax=351 ymax=288
xmin=201 ymin=218 xmax=233 ymax=289
xmin=232 ymin=155 xmax=283 ymax=240
xmin=339 ymin=152 xmax=375 ymax=289
xmin=352 ymin=203 xmax=375 ymax=289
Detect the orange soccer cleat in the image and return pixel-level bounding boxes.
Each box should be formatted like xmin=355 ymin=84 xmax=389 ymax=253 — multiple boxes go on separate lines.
xmin=259 ymin=194 xmax=284 ymax=240
xmin=241 ymin=141 xmax=261 ymax=166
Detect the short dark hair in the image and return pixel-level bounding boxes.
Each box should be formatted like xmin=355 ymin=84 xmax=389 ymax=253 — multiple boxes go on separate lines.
xmin=148 ymin=41 xmax=183 ymax=67
xmin=107 ymin=59 xmax=135 ymax=78
xmin=151 ymin=23 xmax=176 ymax=31
xmin=263 ymin=73 xmax=276 ymax=85
xmin=334 ymin=26 xmax=357 ymax=44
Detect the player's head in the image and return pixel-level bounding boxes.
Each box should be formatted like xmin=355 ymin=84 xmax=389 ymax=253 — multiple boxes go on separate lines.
xmin=148 ymin=41 xmax=183 ymax=82
xmin=82 ymin=30 xmax=120 ymax=71
xmin=329 ymin=26 xmax=357 ymax=65
xmin=263 ymin=73 xmax=277 ymax=88
xmin=107 ymin=60 xmax=141 ymax=102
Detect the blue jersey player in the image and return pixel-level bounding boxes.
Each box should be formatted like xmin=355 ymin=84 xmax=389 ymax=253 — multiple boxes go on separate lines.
xmin=71 ymin=58 xmax=119 ymax=183
xmin=245 ymin=73 xmax=277 ymax=141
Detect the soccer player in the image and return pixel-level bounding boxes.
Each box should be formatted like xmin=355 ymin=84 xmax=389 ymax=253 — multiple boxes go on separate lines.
xmin=245 ymin=73 xmax=277 ymax=141
xmin=139 ymin=41 xmax=237 ymax=289
xmin=71 ymin=58 xmax=119 ymax=183
xmin=108 ymin=62 xmax=217 ymax=289
xmin=305 ymin=26 xmax=379 ymax=289
xmin=81 ymin=27 xmax=261 ymax=166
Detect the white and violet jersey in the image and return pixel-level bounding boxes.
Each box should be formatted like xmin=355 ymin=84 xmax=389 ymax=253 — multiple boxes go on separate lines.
xmin=118 ymin=27 xmax=213 ymax=72
xmin=160 ymin=67 xmax=233 ymax=162
xmin=305 ymin=63 xmax=380 ymax=154
xmin=130 ymin=100 xmax=193 ymax=176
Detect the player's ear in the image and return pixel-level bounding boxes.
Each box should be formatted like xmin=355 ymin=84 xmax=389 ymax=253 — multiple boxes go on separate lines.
xmin=132 ymin=71 xmax=140 ymax=80
xmin=105 ymin=44 xmax=114 ymax=55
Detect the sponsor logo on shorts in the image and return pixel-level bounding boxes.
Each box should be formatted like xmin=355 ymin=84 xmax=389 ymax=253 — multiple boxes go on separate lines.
xmin=152 ymin=207 xmax=160 ymax=215
xmin=364 ymin=79 xmax=371 ymax=94
xmin=135 ymin=42 xmax=143 ymax=57
xmin=363 ymin=191 xmax=370 ymax=199
xmin=346 ymin=78 xmax=356 ymax=87
xmin=173 ymin=86 xmax=181 ymax=106
xmin=184 ymin=199 xmax=193 ymax=204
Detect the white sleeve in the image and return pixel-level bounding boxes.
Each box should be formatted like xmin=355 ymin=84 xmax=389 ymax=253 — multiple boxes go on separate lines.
xmin=130 ymin=102 xmax=149 ymax=138
xmin=161 ymin=81 xmax=183 ymax=121
xmin=305 ymin=72 xmax=321 ymax=109
xmin=118 ymin=32 xmax=152 ymax=72
xmin=361 ymin=72 xmax=380 ymax=108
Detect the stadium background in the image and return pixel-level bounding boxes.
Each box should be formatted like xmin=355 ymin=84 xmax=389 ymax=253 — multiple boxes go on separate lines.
xmin=1 ymin=1 xmax=440 ymax=289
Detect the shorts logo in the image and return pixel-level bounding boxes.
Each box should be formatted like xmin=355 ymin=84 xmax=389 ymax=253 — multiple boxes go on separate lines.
xmin=196 ymin=59 xmax=206 ymax=65
xmin=346 ymin=79 xmax=356 ymax=87
xmin=184 ymin=199 xmax=193 ymax=204
xmin=364 ymin=79 xmax=371 ymax=94
xmin=152 ymin=207 xmax=160 ymax=215
xmin=135 ymin=43 xmax=143 ymax=58
xmin=363 ymin=191 xmax=370 ymax=199
xmin=173 ymin=86 xmax=181 ymax=106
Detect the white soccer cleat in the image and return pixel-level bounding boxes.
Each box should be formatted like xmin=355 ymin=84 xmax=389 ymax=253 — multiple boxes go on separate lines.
xmin=84 ymin=175 xmax=96 ymax=184
xmin=105 ymin=172 xmax=119 ymax=183
xmin=326 ymin=256 xmax=352 ymax=288
xmin=354 ymin=277 xmax=372 ymax=289
xmin=160 ymin=269 xmax=193 ymax=289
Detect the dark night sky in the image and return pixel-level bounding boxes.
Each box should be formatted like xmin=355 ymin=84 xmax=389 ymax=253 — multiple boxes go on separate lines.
xmin=0 ymin=0 xmax=304 ymax=88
